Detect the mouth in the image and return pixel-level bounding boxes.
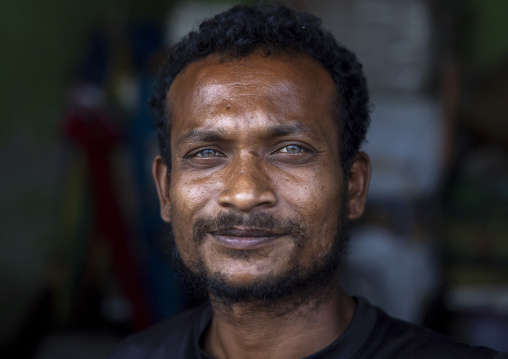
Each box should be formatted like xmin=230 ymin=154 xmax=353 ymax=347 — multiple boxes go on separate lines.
xmin=210 ymin=228 xmax=284 ymax=249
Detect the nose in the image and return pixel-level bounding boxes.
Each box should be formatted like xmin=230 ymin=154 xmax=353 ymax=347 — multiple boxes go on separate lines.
xmin=218 ymin=154 xmax=277 ymax=212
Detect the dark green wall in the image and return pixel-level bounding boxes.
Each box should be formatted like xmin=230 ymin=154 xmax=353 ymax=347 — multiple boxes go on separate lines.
xmin=470 ymin=0 xmax=508 ymax=68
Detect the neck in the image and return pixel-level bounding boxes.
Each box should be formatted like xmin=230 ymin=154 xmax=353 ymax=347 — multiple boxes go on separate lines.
xmin=203 ymin=283 xmax=355 ymax=359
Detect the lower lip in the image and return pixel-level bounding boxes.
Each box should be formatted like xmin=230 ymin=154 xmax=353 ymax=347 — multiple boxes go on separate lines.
xmin=211 ymin=234 xmax=281 ymax=249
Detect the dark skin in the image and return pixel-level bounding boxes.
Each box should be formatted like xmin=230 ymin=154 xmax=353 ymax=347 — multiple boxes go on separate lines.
xmin=153 ymin=53 xmax=371 ymax=359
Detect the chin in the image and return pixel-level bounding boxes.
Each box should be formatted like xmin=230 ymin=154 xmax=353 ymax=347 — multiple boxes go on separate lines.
xmin=207 ymin=262 xmax=295 ymax=288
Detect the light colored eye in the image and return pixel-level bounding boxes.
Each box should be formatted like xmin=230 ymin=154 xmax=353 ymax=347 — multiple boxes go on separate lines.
xmin=195 ymin=149 xmax=222 ymax=157
xmin=279 ymin=145 xmax=305 ymax=154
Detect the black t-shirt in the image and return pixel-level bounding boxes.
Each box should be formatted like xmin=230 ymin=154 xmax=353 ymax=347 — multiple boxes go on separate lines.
xmin=108 ymin=297 xmax=504 ymax=358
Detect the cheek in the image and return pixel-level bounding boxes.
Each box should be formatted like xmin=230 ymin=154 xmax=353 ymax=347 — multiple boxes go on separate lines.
xmin=170 ymin=171 xmax=220 ymax=218
xmin=169 ymin=173 xmax=222 ymax=258
xmin=280 ymin=168 xmax=342 ymax=253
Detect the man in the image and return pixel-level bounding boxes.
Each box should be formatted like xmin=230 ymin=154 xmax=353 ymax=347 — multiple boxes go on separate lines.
xmin=109 ymin=4 xmax=503 ymax=359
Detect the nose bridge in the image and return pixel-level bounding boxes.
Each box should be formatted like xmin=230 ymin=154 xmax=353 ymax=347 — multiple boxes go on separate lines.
xmin=238 ymin=152 xmax=265 ymax=182
xmin=218 ymin=152 xmax=276 ymax=211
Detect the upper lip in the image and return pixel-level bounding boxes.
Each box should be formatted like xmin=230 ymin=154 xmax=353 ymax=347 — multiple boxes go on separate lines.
xmin=212 ymin=228 xmax=282 ymax=237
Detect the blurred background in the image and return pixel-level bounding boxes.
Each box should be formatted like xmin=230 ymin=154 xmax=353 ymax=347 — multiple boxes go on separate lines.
xmin=1 ymin=0 xmax=507 ymax=357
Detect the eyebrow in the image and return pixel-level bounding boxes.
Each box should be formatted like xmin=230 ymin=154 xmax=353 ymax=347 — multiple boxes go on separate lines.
xmin=264 ymin=122 xmax=319 ymax=138
xmin=175 ymin=121 xmax=320 ymax=150
xmin=175 ymin=128 xmax=229 ymax=151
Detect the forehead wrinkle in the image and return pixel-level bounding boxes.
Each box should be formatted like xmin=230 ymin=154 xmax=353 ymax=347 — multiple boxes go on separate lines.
xmin=191 ymin=60 xmax=314 ymax=100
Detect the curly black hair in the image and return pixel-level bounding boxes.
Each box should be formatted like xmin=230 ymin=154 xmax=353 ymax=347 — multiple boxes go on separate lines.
xmin=150 ymin=4 xmax=370 ymax=177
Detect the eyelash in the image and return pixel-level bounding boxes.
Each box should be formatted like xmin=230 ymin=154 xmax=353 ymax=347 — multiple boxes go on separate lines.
xmin=187 ymin=144 xmax=312 ymax=160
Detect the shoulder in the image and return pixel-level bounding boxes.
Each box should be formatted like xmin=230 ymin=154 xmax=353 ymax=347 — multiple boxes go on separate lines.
xmin=107 ymin=303 xmax=212 ymax=359
xmin=356 ymin=307 xmax=498 ymax=359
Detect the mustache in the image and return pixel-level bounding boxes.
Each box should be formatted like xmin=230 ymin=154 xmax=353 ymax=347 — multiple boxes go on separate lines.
xmin=192 ymin=211 xmax=307 ymax=247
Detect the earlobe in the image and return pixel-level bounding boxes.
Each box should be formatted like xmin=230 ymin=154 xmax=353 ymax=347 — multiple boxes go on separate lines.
xmin=347 ymin=152 xmax=371 ymax=220
xmin=152 ymin=155 xmax=172 ymax=223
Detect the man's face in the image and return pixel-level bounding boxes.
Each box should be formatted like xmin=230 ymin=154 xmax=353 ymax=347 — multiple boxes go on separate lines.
xmin=154 ymin=53 xmax=369 ymax=304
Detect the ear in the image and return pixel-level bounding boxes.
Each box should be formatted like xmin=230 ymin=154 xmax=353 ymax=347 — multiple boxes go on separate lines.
xmin=346 ymin=152 xmax=371 ymax=220
xmin=152 ymin=155 xmax=172 ymax=223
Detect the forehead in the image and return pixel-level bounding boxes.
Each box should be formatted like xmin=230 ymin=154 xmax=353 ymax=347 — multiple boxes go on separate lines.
xmin=167 ymin=53 xmax=338 ymax=137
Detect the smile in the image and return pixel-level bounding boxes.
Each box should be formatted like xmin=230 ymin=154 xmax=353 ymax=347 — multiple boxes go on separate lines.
xmin=210 ymin=228 xmax=284 ymax=249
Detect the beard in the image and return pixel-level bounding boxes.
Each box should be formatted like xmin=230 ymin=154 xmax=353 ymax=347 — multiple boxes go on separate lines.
xmin=165 ymin=196 xmax=351 ymax=310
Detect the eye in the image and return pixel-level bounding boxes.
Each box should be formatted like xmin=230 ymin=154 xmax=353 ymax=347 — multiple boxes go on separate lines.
xmin=183 ymin=147 xmax=225 ymax=169
xmin=278 ymin=144 xmax=307 ymax=154
xmin=194 ymin=149 xmax=223 ymax=158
